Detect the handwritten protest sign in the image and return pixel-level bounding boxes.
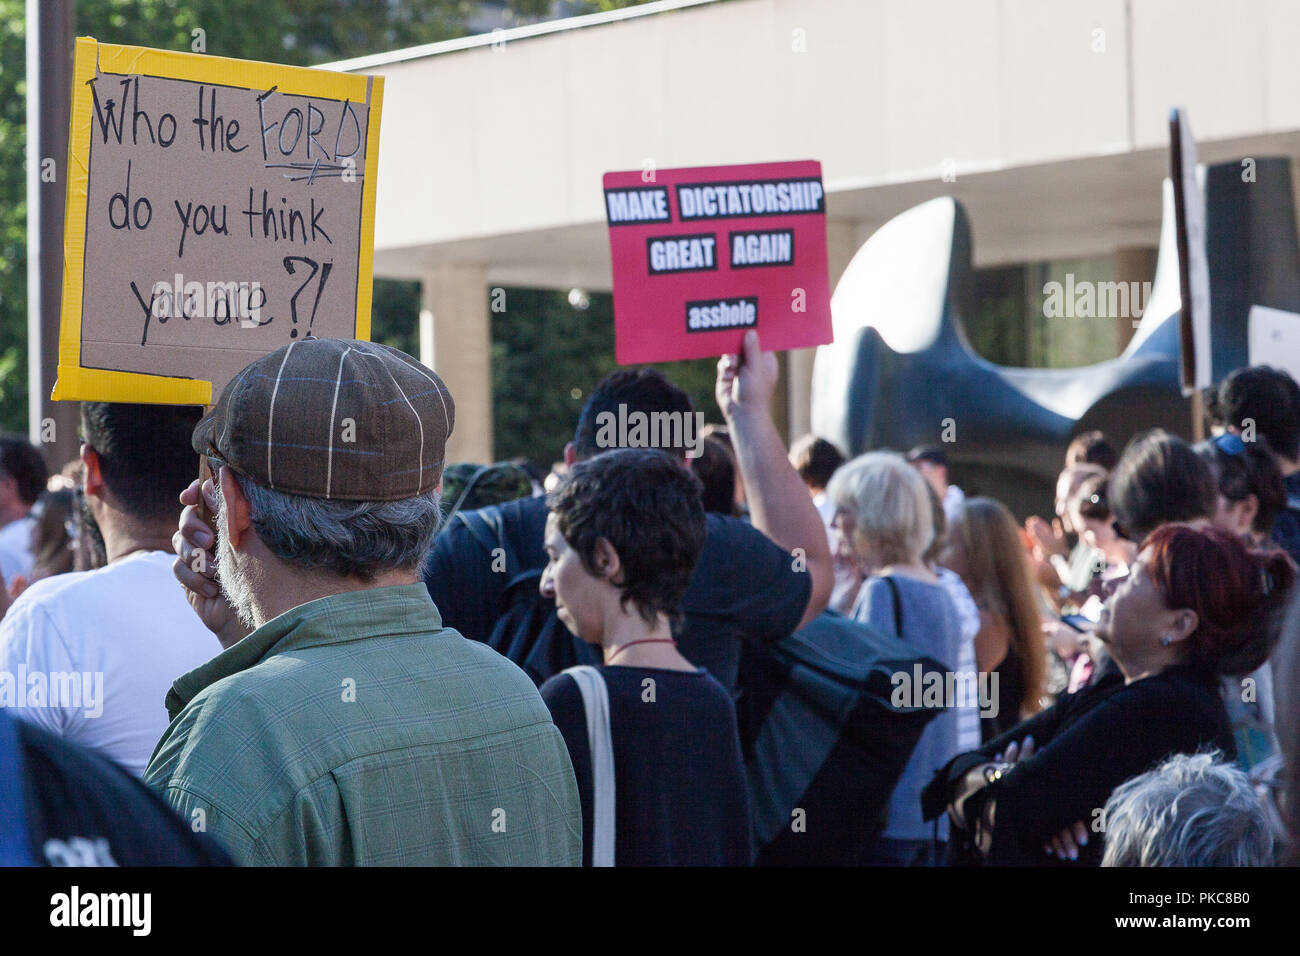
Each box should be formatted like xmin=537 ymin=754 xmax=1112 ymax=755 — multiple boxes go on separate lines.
xmin=603 ymin=160 xmax=832 ymax=365
xmin=53 ymin=38 xmax=383 ymax=405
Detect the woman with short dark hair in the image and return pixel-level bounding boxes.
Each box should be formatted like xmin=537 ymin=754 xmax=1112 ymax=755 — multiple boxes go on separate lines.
xmin=1196 ymin=432 xmax=1286 ymax=549
xmin=538 ymin=448 xmax=752 ymax=866
xmin=923 ymin=524 xmax=1293 ymax=866
xmin=1109 ymin=430 xmax=1217 ymax=542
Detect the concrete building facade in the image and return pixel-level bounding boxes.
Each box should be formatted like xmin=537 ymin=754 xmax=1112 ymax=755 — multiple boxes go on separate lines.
xmin=327 ymin=0 xmax=1300 ymax=463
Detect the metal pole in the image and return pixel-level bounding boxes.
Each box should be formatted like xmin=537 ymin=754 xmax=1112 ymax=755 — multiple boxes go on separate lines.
xmin=25 ymin=0 xmax=78 ymax=468
xmin=24 ymin=0 xmax=40 ymax=442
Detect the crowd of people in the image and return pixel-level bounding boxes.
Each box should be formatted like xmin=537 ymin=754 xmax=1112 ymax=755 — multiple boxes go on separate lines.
xmin=1 ymin=332 xmax=1299 ymax=867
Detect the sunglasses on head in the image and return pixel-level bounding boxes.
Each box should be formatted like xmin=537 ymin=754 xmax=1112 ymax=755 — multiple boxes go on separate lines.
xmin=1214 ymin=432 xmax=1247 ymax=457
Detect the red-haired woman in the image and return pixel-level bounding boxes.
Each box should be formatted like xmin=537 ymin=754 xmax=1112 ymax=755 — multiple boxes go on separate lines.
xmin=923 ymin=524 xmax=1293 ymax=866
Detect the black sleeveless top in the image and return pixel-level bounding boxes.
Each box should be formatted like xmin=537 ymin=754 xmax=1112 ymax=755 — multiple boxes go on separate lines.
xmin=981 ymin=645 xmax=1026 ymax=743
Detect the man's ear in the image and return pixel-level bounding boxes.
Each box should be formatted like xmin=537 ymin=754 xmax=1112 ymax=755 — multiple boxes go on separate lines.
xmin=80 ymin=445 xmax=105 ymax=499
xmin=563 ymin=442 xmax=577 ymax=469
xmin=218 ymin=467 xmax=254 ymax=551
xmin=592 ymin=536 xmax=623 ymax=584
xmin=0 ymin=471 xmax=16 ymax=507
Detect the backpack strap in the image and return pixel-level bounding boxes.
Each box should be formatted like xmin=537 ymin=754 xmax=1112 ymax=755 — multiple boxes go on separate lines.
xmin=883 ymin=576 xmax=904 ymax=635
xmin=453 ymin=507 xmax=516 ymax=579
xmin=452 ymin=509 xmax=493 ymax=552
xmin=442 ymin=465 xmax=491 ymax=526
xmin=563 ymin=665 xmax=616 ymax=867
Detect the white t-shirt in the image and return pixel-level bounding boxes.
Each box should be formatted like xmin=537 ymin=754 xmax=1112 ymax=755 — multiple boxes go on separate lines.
xmin=0 ymin=515 xmax=35 ymax=584
xmin=0 ymin=550 xmax=220 ymax=776
xmin=812 ymin=491 xmax=836 ymax=538
xmin=942 ymin=484 xmax=967 ymax=530
xmin=934 ymin=566 xmax=983 ymax=753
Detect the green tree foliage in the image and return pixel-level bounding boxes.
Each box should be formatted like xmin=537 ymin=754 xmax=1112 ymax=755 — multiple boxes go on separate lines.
xmin=70 ymin=0 xmax=570 ymax=67
xmin=490 ymin=287 xmax=720 ymax=468
xmin=370 ymin=277 xmax=421 ymax=359
xmin=0 ymin=0 xmax=651 ymax=433
xmin=0 ymin=0 xmax=29 ymax=432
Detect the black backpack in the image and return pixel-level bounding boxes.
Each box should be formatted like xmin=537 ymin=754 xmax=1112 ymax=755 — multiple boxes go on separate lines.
xmin=737 ymin=607 xmax=947 ymax=866
xmin=451 ymin=508 xmax=598 ymax=684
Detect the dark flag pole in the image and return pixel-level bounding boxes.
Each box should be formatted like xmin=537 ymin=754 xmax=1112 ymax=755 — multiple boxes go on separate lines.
xmin=26 ymin=0 xmax=79 ymax=467
xmin=1169 ymin=106 xmax=1210 ymax=442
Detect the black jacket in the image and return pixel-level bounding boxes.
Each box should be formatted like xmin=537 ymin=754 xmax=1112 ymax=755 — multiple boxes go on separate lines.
xmin=424 ymin=495 xmax=811 ymax=690
xmin=1 ymin=710 xmax=233 ymax=866
xmin=921 ymin=665 xmax=1234 ymax=866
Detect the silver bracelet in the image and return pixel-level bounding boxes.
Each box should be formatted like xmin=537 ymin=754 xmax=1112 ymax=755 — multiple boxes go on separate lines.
xmin=983 ymin=762 xmax=1011 ymax=784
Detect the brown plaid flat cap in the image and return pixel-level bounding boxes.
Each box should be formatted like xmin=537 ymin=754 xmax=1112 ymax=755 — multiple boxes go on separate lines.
xmin=192 ymin=339 xmax=455 ymax=501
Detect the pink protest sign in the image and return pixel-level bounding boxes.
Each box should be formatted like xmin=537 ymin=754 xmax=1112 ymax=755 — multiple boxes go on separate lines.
xmin=603 ymin=160 xmax=833 ymax=364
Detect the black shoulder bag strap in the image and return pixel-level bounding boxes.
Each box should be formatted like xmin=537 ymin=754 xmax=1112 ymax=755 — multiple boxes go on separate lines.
xmin=884 ymin=575 xmax=904 ymax=636
xmin=442 ymin=465 xmax=491 ymax=527
xmin=454 ymin=508 xmax=516 ymax=579
xmin=883 ymin=574 xmax=947 ymax=863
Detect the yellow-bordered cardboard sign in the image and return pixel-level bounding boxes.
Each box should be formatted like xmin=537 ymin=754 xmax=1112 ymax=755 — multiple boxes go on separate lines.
xmin=54 ymin=38 xmax=382 ymax=405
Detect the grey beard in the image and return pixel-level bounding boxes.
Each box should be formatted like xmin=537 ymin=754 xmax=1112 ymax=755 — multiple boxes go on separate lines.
xmin=216 ymin=496 xmax=259 ymax=631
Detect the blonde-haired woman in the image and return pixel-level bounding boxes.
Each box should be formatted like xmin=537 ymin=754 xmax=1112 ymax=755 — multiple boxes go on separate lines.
xmin=828 ymin=451 xmax=965 ymax=866
xmin=941 ymin=497 xmax=1047 ymax=742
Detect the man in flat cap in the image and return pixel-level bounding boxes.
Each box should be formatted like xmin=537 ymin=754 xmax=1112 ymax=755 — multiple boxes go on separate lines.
xmin=146 ymin=339 xmax=581 ymax=866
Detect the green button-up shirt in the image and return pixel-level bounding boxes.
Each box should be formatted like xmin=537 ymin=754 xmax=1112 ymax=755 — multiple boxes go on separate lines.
xmin=144 ymin=584 xmax=581 ymax=866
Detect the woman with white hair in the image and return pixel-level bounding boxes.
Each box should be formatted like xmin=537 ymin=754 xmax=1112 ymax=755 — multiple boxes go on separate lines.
xmin=1101 ymin=752 xmax=1277 ymax=866
xmin=828 ymin=451 xmax=965 ymax=866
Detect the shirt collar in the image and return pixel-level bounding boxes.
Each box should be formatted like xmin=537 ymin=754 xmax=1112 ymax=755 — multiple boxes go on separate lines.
xmin=165 ymin=583 xmax=440 ymax=720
